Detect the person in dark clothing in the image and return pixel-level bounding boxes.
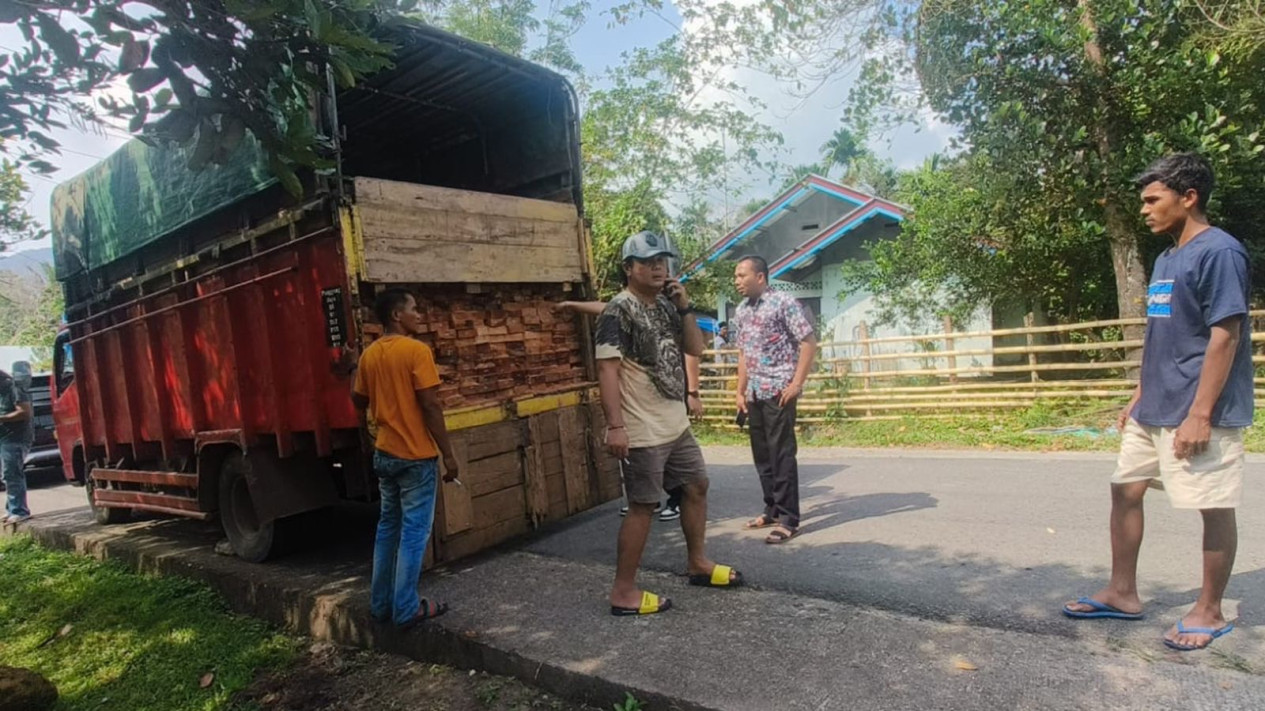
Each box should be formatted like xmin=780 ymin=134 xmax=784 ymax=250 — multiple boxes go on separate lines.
xmin=0 ymin=364 xmax=34 ymax=524
xmin=1062 ymin=153 xmax=1252 ymax=652
xmin=732 ymin=256 xmax=817 ymax=544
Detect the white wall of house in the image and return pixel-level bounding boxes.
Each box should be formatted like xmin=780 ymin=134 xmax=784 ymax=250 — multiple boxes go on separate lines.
xmin=816 ymin=257 xmax=994 ymax=375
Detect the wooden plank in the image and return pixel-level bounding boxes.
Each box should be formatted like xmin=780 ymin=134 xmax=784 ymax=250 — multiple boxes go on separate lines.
xmin=472 ymin=486 xmax=527 ymax=531
xmin=355 ymin=177 xmax=579 ymax=224
xmin=587 ymin=403 xmax=622 ymax=503
xmin=353 ymin=177 xmax=584 ymax=284
xmin=423 ymin=536 xmax=436 ymax=570
xmin=533 ymin=410 xmax=561 ymax=443
xmin=438 ymin=517 xmax=532 ymax=563
xmin=543 ymin=449 xmax=563 ymax=475
xmin=439 ymin=438 xmax=474 ymax=538
xmin=362 ymin=240 xmax=581 ymax=284
xmin=546 ymin=472 xmax=568 ymax=519
xmin=817 ymin=338 xmax=1145 ymax=364
xmin=465 ymin=421 xmax=522 ymax=461
xmin=1025 ymin=313 xmax=1040 ymax=383
xmin=465 ymin=451 xmax=524 ymax=497
xmin=523 ymin=416 xmax=550 ymax=525
xmin=559 ymin=407 xmax=590 ymax=514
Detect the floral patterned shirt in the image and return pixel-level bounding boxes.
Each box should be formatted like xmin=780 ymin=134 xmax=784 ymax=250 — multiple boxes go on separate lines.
xmin=733 ymin=289 xmax=815 ymax=401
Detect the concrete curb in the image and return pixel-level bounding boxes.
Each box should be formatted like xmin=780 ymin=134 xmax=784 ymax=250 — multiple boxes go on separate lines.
xmin=5 ymin=510 xmax=709 ymax=711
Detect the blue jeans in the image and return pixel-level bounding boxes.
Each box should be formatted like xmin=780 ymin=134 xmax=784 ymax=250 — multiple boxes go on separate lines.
xmin=1 ymin=443 xmax=29 ymax=518
xmin=370 ymin=451 xmax=439 ymax=625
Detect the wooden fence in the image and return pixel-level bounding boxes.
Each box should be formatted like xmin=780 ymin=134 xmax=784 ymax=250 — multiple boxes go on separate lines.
xmin=698 ymin=310 xmax=1265 ymax=425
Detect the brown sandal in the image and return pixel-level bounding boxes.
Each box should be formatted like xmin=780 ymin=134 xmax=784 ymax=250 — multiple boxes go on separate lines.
xmin=765 ymin=526 xmax=798 ymax=544
xmin=745 ymin=515 xmax=777 ymax=529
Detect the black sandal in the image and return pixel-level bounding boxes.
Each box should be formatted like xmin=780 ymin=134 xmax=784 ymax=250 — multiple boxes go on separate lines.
xmin=765 ymin=527 xmax=798 ymax=544
xmin=745 ymin=515 xmax=776 ymax=529
xmin=399 ymin=598 xmax=450 ymax=628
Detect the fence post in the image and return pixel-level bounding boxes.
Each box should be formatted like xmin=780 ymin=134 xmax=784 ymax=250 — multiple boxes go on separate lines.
xmin=1024 ymin=312 xmax=1039 ymax=384
xmin=858 ymin=320 xmax=872 ymax=417
xmin=858 ymin=320 xmax=871 ymax=390
xmin=943 ymin=315 xmax=957 ymax=384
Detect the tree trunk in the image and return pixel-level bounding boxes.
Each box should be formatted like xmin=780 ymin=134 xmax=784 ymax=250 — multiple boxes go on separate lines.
xmin=1080 ymin=0 xmax=1147 ymax=369
xmin=1105 ymin=198 xmax=1149 ymax=332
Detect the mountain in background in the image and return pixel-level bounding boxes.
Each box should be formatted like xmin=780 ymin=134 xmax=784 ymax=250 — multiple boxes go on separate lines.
xmin=0 ymin=247 xmax=54 ymax=278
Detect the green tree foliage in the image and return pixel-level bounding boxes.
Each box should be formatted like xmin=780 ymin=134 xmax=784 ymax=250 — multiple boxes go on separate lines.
xmin=1196 ymin=1 xmax=1265 ymax=55
xmin=0 ymin=157 xmax=45 ymax=246
xmin=821 ymin=127 xmax=864 ymax=181
xmin=0 ymin=264 xmax=64 ymax=368
xmin=6 ymin=1 xmax=895 ymax=308
xmin=843 ymin=153 xmax=1114 ymax=329
xmin=1 ymin=1 xmax=411 ymax=193
xmin=848 ymin=0 xmax=1265 ymax=329
xmin=579 ymin=32 xmax=783 ymax=300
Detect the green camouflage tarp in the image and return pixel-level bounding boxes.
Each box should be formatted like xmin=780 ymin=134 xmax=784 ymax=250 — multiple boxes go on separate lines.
xmin=51 ymin=132 xmax=275 ymax=280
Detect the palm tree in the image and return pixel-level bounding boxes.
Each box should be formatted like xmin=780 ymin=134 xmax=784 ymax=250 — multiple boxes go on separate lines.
xmin=820 ymin=128 xmax=865 ymax=184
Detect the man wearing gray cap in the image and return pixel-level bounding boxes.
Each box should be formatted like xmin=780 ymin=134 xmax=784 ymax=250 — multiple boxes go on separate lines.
xmin=596 ymin=231 xmax=743 ymax=616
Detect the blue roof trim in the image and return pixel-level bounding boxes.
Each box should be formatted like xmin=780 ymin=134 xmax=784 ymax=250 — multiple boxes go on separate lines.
xmin=771 ymin=207 xmax=904 ymax=278
xmin=806 ymin=181 xmax=866 ymax=207
xmin=704 ymin=187 xmax=810 ymax=264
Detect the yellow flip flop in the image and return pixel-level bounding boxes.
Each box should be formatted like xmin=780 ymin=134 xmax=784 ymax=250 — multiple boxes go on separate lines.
xmin=688 ymin=564 xmax=744 ymax=588
xmin=610 ymin=591 xmax=673 ymax=616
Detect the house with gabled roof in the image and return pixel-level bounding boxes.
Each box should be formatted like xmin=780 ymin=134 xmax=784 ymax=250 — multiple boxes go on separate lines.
xmin=683 ymin=174 xmax=995 ymax=368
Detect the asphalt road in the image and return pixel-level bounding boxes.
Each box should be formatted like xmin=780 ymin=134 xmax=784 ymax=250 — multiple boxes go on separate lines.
xmin=526 ymin=446 xmax=1265 ymax=665
xmin=20 ymin=469 xmax=83 ymax=517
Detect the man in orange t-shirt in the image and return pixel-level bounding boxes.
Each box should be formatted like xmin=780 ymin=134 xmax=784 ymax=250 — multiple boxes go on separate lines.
xmin=353 ymin=288 xmax=458 ymax=627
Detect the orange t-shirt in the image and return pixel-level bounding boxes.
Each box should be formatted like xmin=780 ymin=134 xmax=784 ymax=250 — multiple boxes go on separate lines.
xmin=353 ymin=335 xmax=441 ymax=460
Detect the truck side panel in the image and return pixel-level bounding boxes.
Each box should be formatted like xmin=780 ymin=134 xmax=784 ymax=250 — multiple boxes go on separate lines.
xmin=72 ymin=217 xmax=359 ymax=464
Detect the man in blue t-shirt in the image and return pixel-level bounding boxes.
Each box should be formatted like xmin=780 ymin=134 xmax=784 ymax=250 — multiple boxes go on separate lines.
xmin=1063 ymin=154 xmax=1252 ymax=652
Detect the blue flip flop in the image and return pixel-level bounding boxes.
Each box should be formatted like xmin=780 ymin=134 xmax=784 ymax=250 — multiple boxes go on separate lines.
xmin=1062 ymin=596 xmax=1145 ymax=620
xmin=1163 ymin=620 xmax=1235 ymax=651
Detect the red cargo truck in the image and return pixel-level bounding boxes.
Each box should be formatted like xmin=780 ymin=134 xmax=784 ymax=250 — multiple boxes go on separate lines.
xmin=48 ymin=23 xmax=620 ymax=562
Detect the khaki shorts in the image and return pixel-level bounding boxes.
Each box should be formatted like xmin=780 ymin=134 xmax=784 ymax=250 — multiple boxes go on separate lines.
xmin=1111 ymin=418 xmax=1245 ymax=509
xmin=621 ymin=430 xmax=708 ymax=505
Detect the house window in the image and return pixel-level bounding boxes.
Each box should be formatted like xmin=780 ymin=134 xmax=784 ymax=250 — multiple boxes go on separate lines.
xmin=798 ymin=297 xmax=821 ymax=324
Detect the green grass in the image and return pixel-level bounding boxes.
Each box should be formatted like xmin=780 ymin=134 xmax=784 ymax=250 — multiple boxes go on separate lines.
xmin=0 ymin=537 xmax=297 ymax=711
xmin=695 ymin=403 xmax=1265 ymax=453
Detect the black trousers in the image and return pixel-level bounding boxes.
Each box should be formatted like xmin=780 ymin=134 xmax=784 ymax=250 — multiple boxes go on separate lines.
xmin=748 ymin=397 xmax=800 ymax=528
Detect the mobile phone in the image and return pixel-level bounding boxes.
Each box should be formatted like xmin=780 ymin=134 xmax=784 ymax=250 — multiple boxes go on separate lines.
xmin=735 ymin=409 xmax=748 ymax=428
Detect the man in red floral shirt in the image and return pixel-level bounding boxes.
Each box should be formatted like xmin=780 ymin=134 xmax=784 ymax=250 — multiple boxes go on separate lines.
xmin=732 ymin=255 xmax=817 ymax=544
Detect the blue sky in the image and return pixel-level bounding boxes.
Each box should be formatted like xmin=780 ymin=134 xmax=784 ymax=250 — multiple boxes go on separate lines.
xmin=2 ymin=1 xmax=952 ymax=254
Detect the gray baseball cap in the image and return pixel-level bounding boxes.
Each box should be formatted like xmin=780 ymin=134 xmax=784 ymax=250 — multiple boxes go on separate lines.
xmin=620 ymin=231 xmax=678 ymax=262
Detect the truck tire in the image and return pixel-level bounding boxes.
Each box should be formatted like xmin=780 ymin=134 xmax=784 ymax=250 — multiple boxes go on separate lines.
xmin=218 ymin=451 xmax=278 ymax=563
xmin=85 ymin=465 xmax=130 ymax=525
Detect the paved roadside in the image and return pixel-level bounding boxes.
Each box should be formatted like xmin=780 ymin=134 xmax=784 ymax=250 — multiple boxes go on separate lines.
xmin=7 ymin=447 xmax=1265 ymax=710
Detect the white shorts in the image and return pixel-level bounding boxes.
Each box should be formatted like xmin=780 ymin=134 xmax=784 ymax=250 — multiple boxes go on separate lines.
xmin=1111 ymin=418 xmax=1245 ymax=509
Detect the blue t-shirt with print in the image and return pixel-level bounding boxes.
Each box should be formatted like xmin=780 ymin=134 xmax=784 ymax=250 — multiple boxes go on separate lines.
xmin=1131 ymin=227 xmax=1254 ymax=428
